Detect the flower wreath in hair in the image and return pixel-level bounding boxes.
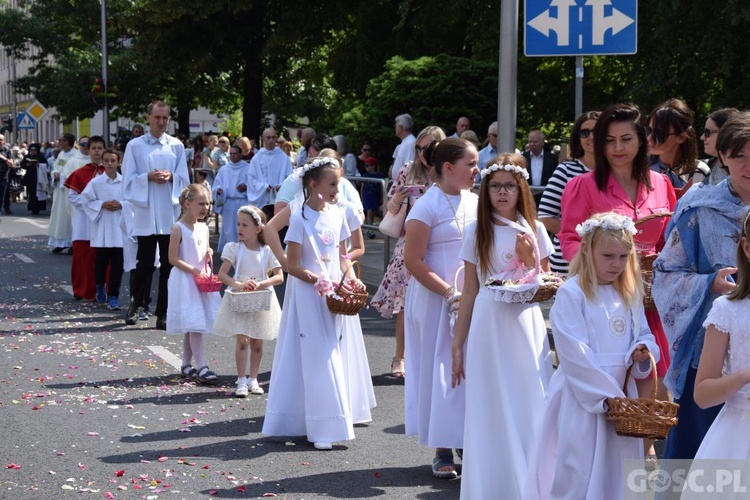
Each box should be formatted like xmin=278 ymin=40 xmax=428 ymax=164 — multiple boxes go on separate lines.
xmin=238 ymin=206 xmax=263 ymax=227
xmin=296 ymin=157 xmax=340 ymax=177
xmin=480 ymin=163 xmax=529 ymax=180
xmin=575 ymin=213 xmax=637 ymax=238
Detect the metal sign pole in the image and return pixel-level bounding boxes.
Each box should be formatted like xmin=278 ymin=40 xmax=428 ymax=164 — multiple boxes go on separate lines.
xmin=498 ymin=0 xmax=519 ymax=153
xmin=575 ymin=56 xmax=583 ymax=119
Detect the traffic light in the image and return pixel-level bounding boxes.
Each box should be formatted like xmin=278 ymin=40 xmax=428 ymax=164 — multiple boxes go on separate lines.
xmin=0 ymin=114 xmax=12 ymax=133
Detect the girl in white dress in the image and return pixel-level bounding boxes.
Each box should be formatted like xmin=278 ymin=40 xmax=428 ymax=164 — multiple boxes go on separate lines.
xmin=167 ymin=184 xmax=221 ymax=384
xmin=452 ymin=154 xmax=555 ymax=499
xmin=681 ymin=211 xmax=750 ymax=500
xmin=403 ymin=137 xmax=479 ymax=478
xmin=262 ymin=157 xmax=366 ymax=450
xmin=524 ymin=212 xmax=659 ymax=500
xmin=214 ymin=205 xmax=283 ymax=397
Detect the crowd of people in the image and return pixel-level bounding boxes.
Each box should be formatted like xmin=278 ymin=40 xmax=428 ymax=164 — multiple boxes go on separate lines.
xmin=2 ymin=98 xmax=750 ymax=499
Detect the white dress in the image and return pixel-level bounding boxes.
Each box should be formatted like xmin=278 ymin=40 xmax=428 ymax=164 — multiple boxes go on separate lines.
xmin=459 ymin=219 xmax=555 ymax=500
xmin=404 ymin=185 xmax=478 ymax=448
xmin=681 ymin=296 xmax=750 ymax=500
xmin=338 ymin=202 xmax=376 ymax=424
xmin=524 ymin=276 xmax=659 ymax=500
xmin=212 ymin=242 xmax=282 ymax=340
xmin=166 ymin=222 xmax=221 ymax=335
xmin=262 ymin=204 xmax=355 ymax=444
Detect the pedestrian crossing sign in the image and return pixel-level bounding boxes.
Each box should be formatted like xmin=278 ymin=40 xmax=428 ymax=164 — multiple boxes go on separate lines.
xmin=17 ymin=112 xmax=36 ymax=130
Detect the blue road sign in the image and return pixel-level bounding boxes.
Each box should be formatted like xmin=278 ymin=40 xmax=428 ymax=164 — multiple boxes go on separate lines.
xmin=17 ymin=112 xmax=36 ymax=130
xmin=525 ymin=0 xmax=637 ymax=56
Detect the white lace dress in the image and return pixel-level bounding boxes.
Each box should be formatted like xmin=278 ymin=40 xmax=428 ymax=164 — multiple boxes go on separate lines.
xmin=212 ymin=242 xmax=281 ymax=340
xmin=166 ymin=222 xmax=221 ymax=334
xmin=681 ymin=296 xmax=750 ymax=500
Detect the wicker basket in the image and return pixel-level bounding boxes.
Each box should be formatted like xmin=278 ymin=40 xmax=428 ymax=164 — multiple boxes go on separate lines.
xmin=531 ymin=275 xmax=562 ymax=303
xmin=605 ymin=353 xmax=679 ymax=440
xmin=227 ymin=289 xmax=272 ymax=313
xmin=634 ymin=212 xmax=673 ymax=311
xmin=194 ymin=258 xmax=222 ymax=293
xmin=326 ymin=261 xmax=368 ymax=316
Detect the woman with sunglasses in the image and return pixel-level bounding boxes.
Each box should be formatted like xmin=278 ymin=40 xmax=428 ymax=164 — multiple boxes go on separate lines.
xmin=652 ymin=112 xmax=750 ymax=460
xmin=700 ymin=108 xmax=740 ymax=186
xmin=559 ymin=103 xmax=677 ymax=467
xmin=647 ymin=99 xmax=709 ymax=199
xmin=538 ymin=110 xmax=600 ymax=275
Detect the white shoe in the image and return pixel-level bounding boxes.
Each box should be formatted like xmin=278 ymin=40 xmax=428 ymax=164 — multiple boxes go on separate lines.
xmin=235 ymin=383 xmax=249 ymax=397
xmin=313 ymin=442 xmax=332 ymax=450
xmin=248 ymin=379 xmax=264 ymax=395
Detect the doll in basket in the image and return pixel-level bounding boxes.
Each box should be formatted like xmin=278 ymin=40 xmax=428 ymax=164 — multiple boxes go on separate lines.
xmin=523 ymin=212 xmax=659 ymax=500
xmin=450 ymin=154 xmax=555 ymax=499
xmin=166 ymin=184 xmax=222 ymax=384
xmin=214 ymin=205 xmax=283 ymax=397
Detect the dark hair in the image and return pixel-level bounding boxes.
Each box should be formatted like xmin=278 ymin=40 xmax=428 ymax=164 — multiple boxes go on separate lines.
xmin=102 ymin=148 xmax=119 ymax=160
xmin=569 ymin=111 xmax=600 ymax=159
xmin=192 ymin=135 xmax=204 ymax=153
xmin=424 ymin=137 xmax=473 ymax=178
xmin=301 ymin=157 xmax=341 ymax=219
xmin=311 ymin=134 xmax=337 ymax=154
xmin=593 ymin=103 xmax=652 ymax=191
xmin=88 ymin=135 xmax=106 ymax=148
xmin=708 ymin=108 xmax=741 ymax=129
xmin=728 ymin=210 xmax=750 ymax=301
xmin=229 ymin=145 xmax=242 ymax=155
xmin=648 ymin=99 xmax=697 ymax=177
xmin=716 ymin=112 xmax=750 ymax=161
xmin=61 ymin=133 xmax=76 ymax=147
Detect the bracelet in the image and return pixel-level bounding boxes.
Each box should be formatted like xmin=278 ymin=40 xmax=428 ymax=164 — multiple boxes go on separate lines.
xmin=443 ymin=286 xmax=455 ymax=299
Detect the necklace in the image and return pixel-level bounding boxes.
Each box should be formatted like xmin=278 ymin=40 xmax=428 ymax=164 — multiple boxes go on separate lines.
xmin=437 ymin=183 xmax=465 ymax=237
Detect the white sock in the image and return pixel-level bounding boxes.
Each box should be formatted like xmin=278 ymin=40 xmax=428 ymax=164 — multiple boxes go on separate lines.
xmin=236 ymin=376 xmax=247 ymax=386
xmin=247 ymin=377 xmax=257 ymax=386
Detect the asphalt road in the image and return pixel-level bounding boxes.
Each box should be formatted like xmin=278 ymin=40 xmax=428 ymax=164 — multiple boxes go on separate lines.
xmin=0 ymin=204 xmax=462 ymax=499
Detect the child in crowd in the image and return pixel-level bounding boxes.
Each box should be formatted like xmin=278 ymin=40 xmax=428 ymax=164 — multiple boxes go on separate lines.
xmin=684 ymin=211 xmax=750 ymax=484
xmin=167 ymin=184 xmax=221 ymax=384
xmin=359 ymin=156 xmax=383 ymax=238
xmin=81 ymin=148 xmax=126 ymax=310
xmin=524 ymin=212 xmax=659 ymax=500
xmin=452 ymin=155 xmax=555 ymax=498
xmin=64 ymin=136 xmax=106 ymax=300
xmin=214 ymin=205 xmax=283 ymax=397
xmin=262 ymin=157 xmax=364 ymax=450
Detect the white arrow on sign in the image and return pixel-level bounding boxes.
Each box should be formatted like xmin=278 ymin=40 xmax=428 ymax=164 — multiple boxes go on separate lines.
xmin=585 ymin=0 xmax=634 ymax=46
xmin=528 ymin=0 xmax=578 ymax=46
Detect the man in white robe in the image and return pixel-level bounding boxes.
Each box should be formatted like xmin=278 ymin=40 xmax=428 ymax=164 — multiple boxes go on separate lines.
xmin=213 ymin=145 xmax=250 ymax=252
xmin=246 ymin=128 xmax=292 ymax=221
xmin=121 ymin=100 xmax=190 ymax=329
xmin=47 ymin=133 xmax=84 ymax=253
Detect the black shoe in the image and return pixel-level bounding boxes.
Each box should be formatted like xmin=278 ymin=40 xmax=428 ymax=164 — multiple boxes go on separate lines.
xmin=155 ymin=316 xmax=167 ymax=330
xmin=3 ymin=209 xmax=11 ymax=215
xmin=52 ymin=247 xmax=64 ymax=254
xmin=73 ymin=294 xmax=83 ymax=301
xmin=125 ymin=306 xmax=139 ymax=325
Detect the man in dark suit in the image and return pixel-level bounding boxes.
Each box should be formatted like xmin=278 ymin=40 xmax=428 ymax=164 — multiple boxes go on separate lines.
xmin=522 ymin=130 xmax=559 ymax=206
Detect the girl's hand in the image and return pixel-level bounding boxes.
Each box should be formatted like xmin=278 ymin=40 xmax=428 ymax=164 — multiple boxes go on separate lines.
xmin=197 ymin=271 xmax=211 ymax=280
xmin=451 ymin=346 xmax=465 ymax=388
xmin=632 ymin=344 xmax=650 ymax=363
xmin=710 ymin=267 xmax=737 ymax=295
xmin=515 ymin=233 xmax=535 ymax=267
xmin=243 ymin=279 xmax=258 ymax=291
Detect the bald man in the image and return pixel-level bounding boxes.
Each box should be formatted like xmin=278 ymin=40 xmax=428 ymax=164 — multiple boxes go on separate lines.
xmin=246 ymin=128 xmax=293 ymax=220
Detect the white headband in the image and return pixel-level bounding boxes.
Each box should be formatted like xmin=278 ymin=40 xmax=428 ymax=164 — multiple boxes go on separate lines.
xmin=297 ymin=157 xmax=340 ymax=177
xmin=238 ymin=206 xmax=263 ymax=226
xmin=575 ymin=213 xmax=637 ymax=237
xmin=480 ymin=163 xmax=529 ymax=180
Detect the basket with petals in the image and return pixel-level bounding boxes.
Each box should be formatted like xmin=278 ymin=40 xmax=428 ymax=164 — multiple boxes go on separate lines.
xmin=605 ymin=352 xmax=679 ymax=440
xmin=326 ymin=261 xmax=368 ymax=316
xmin=194 ymin=257 xmax=222 ymax=293
xmin=227 ymin=288 xmax=272 ymax=313
xmin=634 ymin=212 xmax=673 ymax=311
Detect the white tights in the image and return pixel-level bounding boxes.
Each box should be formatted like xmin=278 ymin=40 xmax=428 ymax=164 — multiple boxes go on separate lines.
xmin=182 ymin=332 xmax=206 ymax=369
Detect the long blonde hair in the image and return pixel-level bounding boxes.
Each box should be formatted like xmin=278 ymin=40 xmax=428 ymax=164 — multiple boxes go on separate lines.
xmin=178 ymin=183 xmax=209 ymax=219
xmin=569 ymin=212 xmax=643 ymax=307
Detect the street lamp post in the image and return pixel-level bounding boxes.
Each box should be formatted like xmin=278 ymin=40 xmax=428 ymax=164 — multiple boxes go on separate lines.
xmin=100 ymin=0 xmax=110 ymax=144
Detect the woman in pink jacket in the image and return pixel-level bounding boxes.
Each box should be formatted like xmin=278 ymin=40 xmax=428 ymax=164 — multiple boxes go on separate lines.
xmin=558 ymin=103 xmax=676 ymax=465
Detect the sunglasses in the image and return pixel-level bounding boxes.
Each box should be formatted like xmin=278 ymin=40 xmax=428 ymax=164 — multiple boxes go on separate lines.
xmin=578 ymin=128 xmax=593 ymax=138
xmin=645 ymin=126 xmax=681 ymax=142
xmin=79 ymin=142 xmax=89 ymax=147
xmin=362 ymin=148 xmax=371 ymax=152
xmin=701 ymin=128 xmax=720 ymax=138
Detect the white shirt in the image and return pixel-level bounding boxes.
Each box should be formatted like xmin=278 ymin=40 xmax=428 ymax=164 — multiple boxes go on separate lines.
xmin=67 ymin=167 xmax=103 ymax=241
xmin=81 ymin=173 xmax=127 ymax=248
xmin=121 ymin=133 xmax=190 ymax=236
xmin=391 ymin=134 xmax=416 ymax=181
xmin=530 ymin=151 xmax=544 ymax=186
xmin=246 ymin=147 xmax=293 ymax=207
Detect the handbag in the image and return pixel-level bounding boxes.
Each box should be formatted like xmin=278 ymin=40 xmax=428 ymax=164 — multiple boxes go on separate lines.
xmin=194 ymin=256 xmax=222 ymax=293
xmin=379 ymin=201 xmax=407 ymax=238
